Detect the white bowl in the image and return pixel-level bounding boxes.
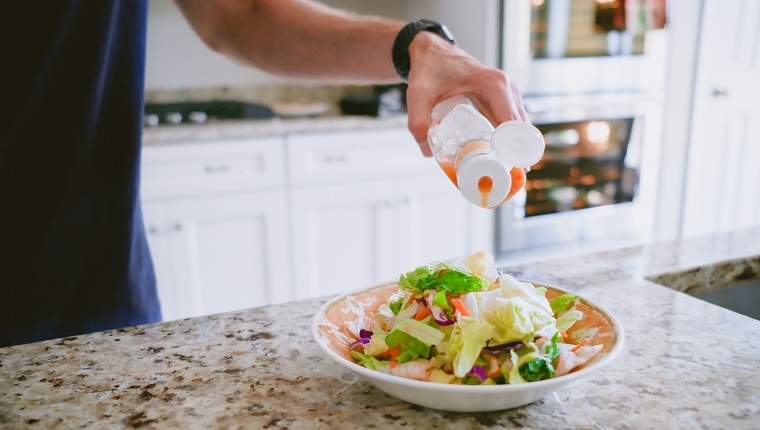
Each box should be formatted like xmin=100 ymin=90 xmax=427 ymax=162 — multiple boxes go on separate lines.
xmin=312 ymin=280 xmax=624 ymax=412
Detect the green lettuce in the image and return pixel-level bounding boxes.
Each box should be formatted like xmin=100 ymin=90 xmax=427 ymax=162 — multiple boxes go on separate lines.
xmin=399 ymin=263 xmax=490 ymax=294
xmin=518 ymin=357 xmax=555 ymax=382
xmin=384 ymin=319 xmax=444 ymax=364
xmin=350 ymin=351 xmax=386 ymax=370
xmin=545 ymin=332 xmax=561 ymax=360
xmin=389 ymin=296 xmax=404 ymax=315
xmin=555 ymin=309 xmax=583 ymax=332
xmin=433 ymin=290 xmax=452 ymax=311
xmin=384 ymin=330 xmax=430 ymax=363
xmin=392 ymin=318 xmax=445 ymax=346
xmin=482 ymin=297 xmax=555 ymax=344
xmin=507 ymin=348 xmax=548 ymax=384
xmin=549 ymin=293 xmax=576 ymax=316
xmin=446 ymin=317 xmax=495 ymax=378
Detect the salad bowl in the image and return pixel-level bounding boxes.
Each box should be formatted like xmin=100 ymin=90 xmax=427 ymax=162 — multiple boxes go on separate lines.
xmin=312 ymin=280 xmax=624 ymax=412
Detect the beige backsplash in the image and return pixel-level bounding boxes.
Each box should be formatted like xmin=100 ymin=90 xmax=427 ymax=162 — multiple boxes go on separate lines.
xmin=144 ymin=84 xmax=377 ymax=111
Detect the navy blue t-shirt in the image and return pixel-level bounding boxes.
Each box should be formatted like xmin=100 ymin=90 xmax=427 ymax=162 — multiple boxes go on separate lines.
xmin=0 ymin=1 xmax=161 ymax=347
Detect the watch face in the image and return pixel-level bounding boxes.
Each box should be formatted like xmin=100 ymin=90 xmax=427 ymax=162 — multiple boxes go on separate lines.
xmin=419 ymin=19 xmax=456 ymax=45
xmin=436 ymin=24 xmax=456 ymax=44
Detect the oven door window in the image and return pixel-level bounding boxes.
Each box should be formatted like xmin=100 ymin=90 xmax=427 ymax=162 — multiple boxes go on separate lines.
xmin=517 ymin=118 xmax=637 ymax=218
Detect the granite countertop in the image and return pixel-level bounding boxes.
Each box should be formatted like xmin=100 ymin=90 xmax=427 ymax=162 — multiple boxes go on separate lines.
xmin=140 ymin=84 xmax=410 ymax=145
xmin=141 ymin=114 xmax=410 ymax=145
xmin=2 ymin=228 xmax=760 ymax=429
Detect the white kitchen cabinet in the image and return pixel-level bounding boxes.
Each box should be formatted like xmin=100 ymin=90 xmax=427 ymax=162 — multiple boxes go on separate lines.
xmin=142 ymin=201 xmax=178 ymax=321
xmin=681 ymin=0 xmax=760 ymax=238
xmin=144 ymin=193 xmax=291 ymax=320
xmin=290 ymin=181 xmax=398 ymax=299
xmin=141 ymin=138 xmax=291 ymax=320
xmin=287 ymin=129 xmax=495 ymax=301
xmin=396 ymin=175 xmax=494 ymax=270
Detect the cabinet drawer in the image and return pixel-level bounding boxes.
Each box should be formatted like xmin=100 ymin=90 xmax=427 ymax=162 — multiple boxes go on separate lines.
xmin=141 ymin=138 xmax=286 ymax=199
xmin=287 ymin=128 xmax=440 ymax=185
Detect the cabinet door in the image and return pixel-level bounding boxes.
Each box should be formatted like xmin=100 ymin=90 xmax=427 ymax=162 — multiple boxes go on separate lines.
xmin=396 ymin=175 xmax=495 ymax=270
xmin=141 ymin=201 xmax=179 ymax=321
xmin=290 ymin=181 xmax=397 ymax=300
xmin=683 ymin=0 xmax=760 ymax=237
xmin=166 ymin=191 xmax=292 ymax=318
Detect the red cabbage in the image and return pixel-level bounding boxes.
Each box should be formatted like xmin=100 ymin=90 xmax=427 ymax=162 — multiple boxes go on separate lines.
xmin=430 ymin=305 xmax=455 ymax=326
xmin=349 ymin=337 xmax=371 ymax=351
xmin=469 ymin=365 xmax=487 ymax=382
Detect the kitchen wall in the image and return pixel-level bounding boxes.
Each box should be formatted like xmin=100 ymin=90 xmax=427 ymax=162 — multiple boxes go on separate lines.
xmin=144 ymin=0 xmax=498 ymax=90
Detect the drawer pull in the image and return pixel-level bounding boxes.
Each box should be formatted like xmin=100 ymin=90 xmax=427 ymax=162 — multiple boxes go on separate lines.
xmin=204 ymin=164 xmax=232 ymax=173
xmin=323 ymin=155 xmax=348 ymax=163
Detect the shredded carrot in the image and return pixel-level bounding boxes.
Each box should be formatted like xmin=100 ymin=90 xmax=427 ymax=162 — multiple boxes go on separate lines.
xmin=414 ymin=307 xmax=432 ymax=321
xmin=389 ymin=346 xmax=401 ymax=368
xmin=559 ymin=330 xmax=567 ymax=339
xmin=486 ymin=355 xmax=501 ymax=378
xmin=434 ymin=269 xmax=449 ymax=279
xmin=570 ymin=338 xmax=588 ymax=353
xmin=450 ymin=298 xmax=470 ymax=317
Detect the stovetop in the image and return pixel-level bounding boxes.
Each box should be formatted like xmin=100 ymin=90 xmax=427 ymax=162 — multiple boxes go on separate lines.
xmin=143 ymin=100 xmax=277 ymax=126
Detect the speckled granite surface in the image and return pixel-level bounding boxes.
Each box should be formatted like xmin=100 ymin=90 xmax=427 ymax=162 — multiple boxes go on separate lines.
xmin=142 ymin=114 xmax=409 ymax=145
xmin=2 ymin=228 xmax=760 ymax=429
xmin=141 ymin=84 xmax=409 ymax=145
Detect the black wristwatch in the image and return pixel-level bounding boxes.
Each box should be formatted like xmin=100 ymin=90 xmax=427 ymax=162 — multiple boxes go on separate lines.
xmin=392 ymin=19 xmax=456 ymax=82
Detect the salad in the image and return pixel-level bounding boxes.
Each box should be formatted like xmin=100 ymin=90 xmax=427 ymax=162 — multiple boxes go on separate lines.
xmin=346 ymin=251 xmax=603 ymax=385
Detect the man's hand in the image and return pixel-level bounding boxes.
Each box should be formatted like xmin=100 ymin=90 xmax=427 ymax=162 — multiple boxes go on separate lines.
xmin=405 ymin=32 xmax=529 ymax=157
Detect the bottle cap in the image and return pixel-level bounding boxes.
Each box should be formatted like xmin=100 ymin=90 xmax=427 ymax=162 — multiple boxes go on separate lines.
xmin=457 ymin=155 xmax=511 ymax=208
xmin=491 ymin=121 xmax=545 ymax=168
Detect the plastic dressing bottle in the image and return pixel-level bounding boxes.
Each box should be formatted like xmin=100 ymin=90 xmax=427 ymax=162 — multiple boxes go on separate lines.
xmin=427 ymin=96 xmax=545 ymax=208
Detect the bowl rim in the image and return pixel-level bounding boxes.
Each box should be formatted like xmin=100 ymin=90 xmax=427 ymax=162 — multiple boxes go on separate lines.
xmin=311 ymin=279 xmax=625 ymax=393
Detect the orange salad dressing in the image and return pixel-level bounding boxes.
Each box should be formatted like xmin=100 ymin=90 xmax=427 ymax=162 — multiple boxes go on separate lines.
xmin=439 ymin=162 xmax=458 ymax=186
xmin=496 ymin=167 xmax=527 ymax=206
xmin=477 ymin=176 xmax=493 ymax=208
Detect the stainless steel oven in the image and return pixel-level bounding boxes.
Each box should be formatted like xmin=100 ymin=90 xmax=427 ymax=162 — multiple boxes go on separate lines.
xmin=497 ymin=1 xmax=668 ymax=257
xmin=497 ymin=92 xmax=662 ymax=253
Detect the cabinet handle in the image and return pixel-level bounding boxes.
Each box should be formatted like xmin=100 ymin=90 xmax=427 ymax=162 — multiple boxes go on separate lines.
xmin=711 ymin=88 xmax=729 ymax=98
xmin=173 ymin=223 xmax=183 ymax=232
xmin=204 ymin=164 xmax=232 ymax=173
xmin=323 ymin=155 xmax=348 ymax=163
xmin=147 ymin=225 xmax=159 ymax=235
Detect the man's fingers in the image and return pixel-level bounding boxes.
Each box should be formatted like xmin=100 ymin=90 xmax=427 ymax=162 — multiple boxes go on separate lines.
xmin=406 ymin=84 xmax=436 ymax=157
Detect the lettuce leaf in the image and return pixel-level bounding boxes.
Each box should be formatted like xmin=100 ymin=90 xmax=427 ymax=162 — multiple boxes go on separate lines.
xmin=384 ymin=330 xmax=430 ymax=363
xmin=392 ymin=318 xmax=445 ymax=346
xmin=446 ymin=317 xmax=495 ymax=378
xmin=384 ymin=319 xmax=444 ymax=364
xmin=549 ymin=293 xmax=576 ymax=316
xmin=483 ymin=297 xmax=555 ymax=344
xmin=350 ymin=351 xmax=386 ymax=370
xmin=545 ymin=332 xmax=560 ymax=360
xmin=507 ymin=348 xmax=547 ymax=384
xmin=433 ymin=290 xmax=452 ymax=312
xmin=399 ymin=263 xmax=490 ymax=294
xmin=556 ymin=309 xmax=583 ymax=332
xmin=518 ymin=357 xmax=555 ymax=382
xmin=389 ymin=296 xmax=405 ymax=315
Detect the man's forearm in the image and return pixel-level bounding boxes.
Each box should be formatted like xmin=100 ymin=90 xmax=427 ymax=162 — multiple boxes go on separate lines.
xmin=175 ymin=0 xmax=403 ymax=83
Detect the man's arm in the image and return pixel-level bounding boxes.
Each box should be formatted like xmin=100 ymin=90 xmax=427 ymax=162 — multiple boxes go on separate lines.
xmin=174 ymin=0 xmax=528 ymax=156
xmin=174 ymin=0 xmax=401 ymax=83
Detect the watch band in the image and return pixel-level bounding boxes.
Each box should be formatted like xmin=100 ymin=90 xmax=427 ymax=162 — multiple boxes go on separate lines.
xmin=392 ymin=19 xmax=456 ymax=82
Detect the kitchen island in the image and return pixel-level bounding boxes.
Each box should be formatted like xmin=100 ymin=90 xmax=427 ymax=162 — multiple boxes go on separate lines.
xmin=2 ymin=228 xmax=759 ymax=429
